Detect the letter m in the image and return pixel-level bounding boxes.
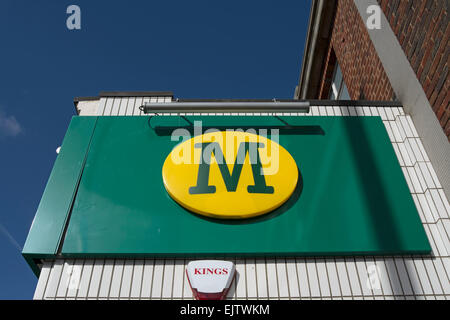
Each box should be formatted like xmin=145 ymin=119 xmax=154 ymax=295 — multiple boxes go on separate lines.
xmin=260 ymin=305 xmax=269 ymax=314
xmin=189 ymin=142 xmax=274 ymax=194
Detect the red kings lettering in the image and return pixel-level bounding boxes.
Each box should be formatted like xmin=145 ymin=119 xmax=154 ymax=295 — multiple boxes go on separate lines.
xmin=194 ymin=268 xmax=229 ymax=275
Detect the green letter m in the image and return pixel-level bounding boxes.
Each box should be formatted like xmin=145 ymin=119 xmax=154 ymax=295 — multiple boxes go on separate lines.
xmin=189 ymin=142 xmax=274 ymax=195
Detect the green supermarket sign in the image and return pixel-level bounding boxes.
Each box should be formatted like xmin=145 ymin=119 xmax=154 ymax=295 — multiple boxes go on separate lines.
xmin=23 ymin=115 xmax=431 ymax=275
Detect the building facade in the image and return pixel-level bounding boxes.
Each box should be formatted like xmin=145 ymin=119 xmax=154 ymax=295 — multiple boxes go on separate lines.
xmin=295 ymin=0 xmax=449 ymax=201
xmin=25 ymin=0 xmax=449 ymax=300
xmin=28 ymin=93 xmax=450 ymax=300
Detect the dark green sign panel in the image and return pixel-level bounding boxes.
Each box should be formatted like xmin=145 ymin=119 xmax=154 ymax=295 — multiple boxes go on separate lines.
xmin=23 ymin=115 xmax=431 ymax=273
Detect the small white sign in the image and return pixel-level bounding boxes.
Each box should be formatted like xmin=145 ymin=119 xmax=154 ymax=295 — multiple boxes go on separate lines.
xmin=186 ymin=260 xmax=236 ymax=300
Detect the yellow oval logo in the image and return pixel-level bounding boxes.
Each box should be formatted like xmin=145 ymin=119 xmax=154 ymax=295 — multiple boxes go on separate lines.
xmin=162 ymin=131 xmax=298 ymax=219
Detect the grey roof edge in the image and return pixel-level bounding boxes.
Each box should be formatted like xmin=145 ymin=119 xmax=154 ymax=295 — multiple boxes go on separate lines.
xmin=73 ymin=96 xmax=402 ymax=108
xmin=307 ymin=100 xmax=402 ymax=107
xmin=73 ymin=96 xmax=100 ymax=103
xmin=295 ymin=0 xmax=337 ymax=100
xmin=177 ymin=99 xmax=402 ymax=107
xmin=73 ymin=91 xmax=174 ymax=110
xmin=73 ymin=97 xmax=100 ymax=114
xmin=73 ymin=94 xmax=401 ymax=108
xmin=99 ymin=91 xmax=174 ymax=97
xmin=74 ymin=91 xmax=174 ymax=102
xmin=176 ymin=98 xmax=305 ymax=102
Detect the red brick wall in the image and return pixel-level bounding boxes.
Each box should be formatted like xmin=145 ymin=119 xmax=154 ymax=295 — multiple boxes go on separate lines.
xmin=318 ymin=0 xmax=449 ymax=139
xmin=318 ymin=0 xmax=396 ymax=101
xmin=377 ymin=0 xmax=449 ymax=138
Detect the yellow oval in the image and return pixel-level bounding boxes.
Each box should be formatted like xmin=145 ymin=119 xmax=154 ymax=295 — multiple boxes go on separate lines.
xmin=162 ymin=131 xmax=298 ymax=219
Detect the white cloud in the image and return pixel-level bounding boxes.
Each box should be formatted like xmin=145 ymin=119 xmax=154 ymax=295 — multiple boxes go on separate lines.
xmin=0 ymin=109 xmax=23 ymax=138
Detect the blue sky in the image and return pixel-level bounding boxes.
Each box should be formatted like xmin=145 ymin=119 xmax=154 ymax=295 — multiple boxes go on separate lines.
xmin=0 ymin=0 xmax=311 ymax=299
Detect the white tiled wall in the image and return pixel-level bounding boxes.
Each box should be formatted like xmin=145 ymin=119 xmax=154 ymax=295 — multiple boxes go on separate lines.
xmin=34 ymin=100 xmax=450 ymax=300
